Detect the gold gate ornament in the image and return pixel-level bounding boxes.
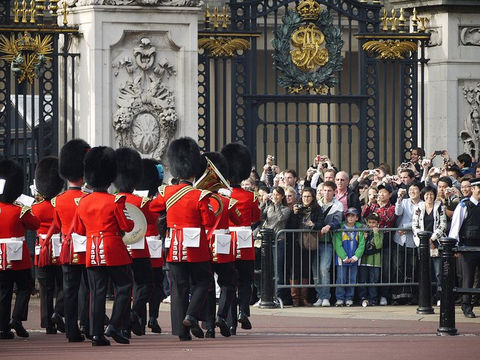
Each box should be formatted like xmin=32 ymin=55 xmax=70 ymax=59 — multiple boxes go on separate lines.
xmin=363 ymin=39 xmax=418 ymax=60
xmin=290 ymin=23 xmax=329 ymax=72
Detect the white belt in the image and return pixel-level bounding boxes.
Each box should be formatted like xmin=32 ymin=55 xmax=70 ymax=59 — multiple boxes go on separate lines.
xmin=213 ymin=229 xmax=229 ymax=235
xmin=229 ymin=226 xmax=251 ymax=232
xmin=0 ymin=236 xmax=25 ymax=243
xmin=39 ymin=234 xmax=61 ymax=240
xmin=146 ymin=235 xmax=161 ymax=241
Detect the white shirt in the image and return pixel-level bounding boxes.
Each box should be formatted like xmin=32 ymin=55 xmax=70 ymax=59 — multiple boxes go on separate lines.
xmin=448 ymin=196 xmax=480 ymax=243
xmin=394 ymin=198 xmax=423 ymax=247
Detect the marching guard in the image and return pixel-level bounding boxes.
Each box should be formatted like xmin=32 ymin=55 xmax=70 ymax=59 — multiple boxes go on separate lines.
xmin=195 ymin=152 xmax=243 ymax=338
xmin=221 ymin=143 xmax=261 ymax=334
xmin=113 ymin=147 xmax=155 ymax=337
xmin=0 ymin=159 xmax=40 ymax=339
xmin=149 ymin=137 xmax=216 ymax=341
xmin=47 ymin=139 xmax=91 ymax=342
xmin=31 ymin=156 xmax=65 ymax=334
xmin=72 ymin=146 xmax=134 ymax=346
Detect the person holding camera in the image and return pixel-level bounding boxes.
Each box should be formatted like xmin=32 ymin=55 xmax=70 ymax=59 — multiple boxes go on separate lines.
xmin=361 ymin=187 xmax=379 ymax=220
xmin=260 ymin=155 xmax=277 ymax=189
xmin=289 ymin=188 xmax=325 ymax=307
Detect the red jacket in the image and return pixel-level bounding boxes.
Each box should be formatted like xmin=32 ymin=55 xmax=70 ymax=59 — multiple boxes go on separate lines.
xmin=208 ymin=193 xmax=242 ymax=263
xmin=144 ymin=200 xmax=164 ymax=268
xmin=32 ymin=199 xmax=60 ymax=267
xmin=49 ymin=188 xmax=87 ymax=265
xmin=72 ymin=192 xmax=134 ymax=267
xmin=149 ymin=183 xmax=216 ymax=263
xmin=229 ymin=187 xmax=261 ymax=261
xmin=0 ymin=202 xmax=40 ymax=271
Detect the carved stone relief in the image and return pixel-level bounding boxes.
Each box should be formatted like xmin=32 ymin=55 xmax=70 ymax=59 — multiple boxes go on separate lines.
xmin=69 ymin=0 xmax=202 ymax=6
xmin=461 ymin=82 xmax=480 ymax=159
xmin=427 ymin=27 xmax=441 ymax=47
xmin=112 ymin=37 xmax=178 ymax=160
xmin=460 ymin=27 xmax=480 ymax=46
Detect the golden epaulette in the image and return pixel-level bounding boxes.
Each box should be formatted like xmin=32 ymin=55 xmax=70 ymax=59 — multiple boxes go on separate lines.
xmin=20 ymin=206 xmax=31 ymax=218
xmin=114 ymin=194 xmax=126 ymax=203
xmin=228 ymin=198 xmax=238 ymax=210
xmin=140 ymin=197 xmax=151 ymax=208
xmin=158 ymin=185 xmax=167 ymax=197
xmin=199 ymin=189 xmax=212 ymax=201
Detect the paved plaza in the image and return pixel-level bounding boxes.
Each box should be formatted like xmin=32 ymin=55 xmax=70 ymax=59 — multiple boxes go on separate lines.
xmin=1 ymin=298 xmax=479 ymax=360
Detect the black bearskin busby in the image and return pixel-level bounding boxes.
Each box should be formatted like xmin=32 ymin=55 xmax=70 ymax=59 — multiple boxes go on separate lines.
xmin=35 ymin=156 xmax=64 ymax=200
xmin=84 ymin=146 xmax=117 ymax=190
xmin=166 ymin=137 xmax=201 ymax=180
xmin=196 ymin=151 xmax=230 ymax=181
xmin=136 ymin=158 xmax=163 ymax=198
xmin=221 ymin=143 xmax=251 ymax=185
xmin=59 ymin=138 xmax=91 ymax=182
xmin=0 ymin=159 xmax=24 ymax=204
xmin=113 ymin=147 xmax=142 ymax=193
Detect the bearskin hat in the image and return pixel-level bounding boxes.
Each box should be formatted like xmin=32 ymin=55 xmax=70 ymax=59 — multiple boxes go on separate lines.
xmin=113 ymin=147 xmax=142 ymax=193
xmin=166 ymin=137 xmax=201 ymax=179
xmin=221 ymin=143 xmax=251 ymax=185
xmin=0 ymin=159 xmax=24 ymax=203
xmin=196 ymin=151 xmax=229 ymax=181
xmin=59 ymin=139 xmax=91 ymax=182
xmin=84 ymin=146 xmax=117 ymax=189
xmin=136 ymin=158 xmax=163 ymax=197
xmin=35 ymin=156 xmax=64 ymax=200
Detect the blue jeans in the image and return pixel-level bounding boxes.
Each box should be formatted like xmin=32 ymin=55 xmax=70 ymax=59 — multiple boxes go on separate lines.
xmin=312 ymin=242 xmax=333 ymax=300
xmin=357 ymin=266 xmax=380 ymax=304
xmin=335 ymin=265 xmax=358 ymax=301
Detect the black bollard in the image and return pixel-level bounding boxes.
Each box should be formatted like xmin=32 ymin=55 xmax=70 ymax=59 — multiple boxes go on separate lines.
xmin=259 ymin=228 xmax=276 ymax=308
xmin=417 ymin=231 xmax=434 ymax=314
xmin=437 ymin=237 xmax=458 ymax=336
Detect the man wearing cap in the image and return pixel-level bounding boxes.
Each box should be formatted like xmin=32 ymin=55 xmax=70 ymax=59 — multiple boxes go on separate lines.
xmin=449 ymin=178 xmax=480 ymax=318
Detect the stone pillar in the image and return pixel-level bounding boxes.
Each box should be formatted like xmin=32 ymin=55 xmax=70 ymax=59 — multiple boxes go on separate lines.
xmin=66 ymin=1 xmax=201 ymax=161
xmin=392 ymin=1 xmax=480 ymax=159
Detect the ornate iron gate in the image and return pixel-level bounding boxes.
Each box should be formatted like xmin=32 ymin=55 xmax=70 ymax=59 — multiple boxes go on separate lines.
xmin=198 ymin=0 xmax=429 ymax=176
xmin=0 ymin=0 xmax=78 ymax=189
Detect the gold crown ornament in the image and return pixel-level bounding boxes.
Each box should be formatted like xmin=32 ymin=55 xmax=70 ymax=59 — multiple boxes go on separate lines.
xmin=296 ymin=0 xmax=322 ymax=21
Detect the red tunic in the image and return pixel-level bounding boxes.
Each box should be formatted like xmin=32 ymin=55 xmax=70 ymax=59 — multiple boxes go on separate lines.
xmin=143 ymin=200 xmax=164 ymax=268
xmin=32 ymin=200 xmax=61 ymax=267
xmin=229 ymin=187 xmax=261 ymax=261
xmin=208 ymin=194 xmax=242 ymax=263
xmin=0 ymin=202 xmax=40 ymax=271
xmin=73 ymin=192 xmax=134 ymax=267
xmin=50 ymin=188 xmax=87 ymax=265
xmin=149 ymin=184 xmax=216 ymax=263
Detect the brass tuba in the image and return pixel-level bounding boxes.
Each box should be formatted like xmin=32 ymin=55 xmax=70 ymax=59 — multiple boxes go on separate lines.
xmin=194 ymin=157 xmax=232 ymax=193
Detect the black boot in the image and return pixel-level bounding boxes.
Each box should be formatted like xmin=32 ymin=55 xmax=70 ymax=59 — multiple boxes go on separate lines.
xmin=148 ymin=317 xmax=162 ymax=333
xmin=216 ymin=316 xmax=231 ymax=337
xmin=10 ymin=319 xmax=29 ymax=338
xmin=238 ymin=312 xmax=252 ymax=330
xmin=92 ymin=335 xmax=110 ymax=346
xmin=105 ymin=325 xmax=130 ymax=344
xmin=205 ymin=329 xmax=215 ymax=338
xmin=0 ymin=331 xmax=14 ymax=339
xmin=182 ymin=315 xmax=204 ymax=339
xmin=51 ymin=313 xmax=65 ymax=333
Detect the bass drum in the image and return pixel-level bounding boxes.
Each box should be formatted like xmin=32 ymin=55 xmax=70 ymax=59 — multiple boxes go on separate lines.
xmin=122 ymin=202 xmax=147 ymax=245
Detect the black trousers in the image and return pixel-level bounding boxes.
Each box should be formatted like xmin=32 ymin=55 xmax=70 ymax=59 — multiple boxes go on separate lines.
xmin=228 ymin=259 xmax=254 ymax=328
xmin=148 ymin=267 xmax=165 ymax=320
xmin=128 ymin=258 xmax=153 ymax=328
xmin=168 ymin=261 xmax=212 ymax=337
xmin=62 ymin=264 xmax=89 ymax=337
xmin=461 ymin=252 xmax=480 ymax=306
xmin=0 ymin=269 xmax=32 ymax=331
xmin=87 ymin=265 xmax=133 ymax=337
xmin=206 ymin=262 xmax=235 ymax=329
xmin=37 ymin=265 xmax=64 ymax=328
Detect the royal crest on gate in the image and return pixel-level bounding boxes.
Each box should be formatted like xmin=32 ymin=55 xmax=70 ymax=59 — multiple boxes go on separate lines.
xmin=272 ymin=0 xmax=343 ymax=94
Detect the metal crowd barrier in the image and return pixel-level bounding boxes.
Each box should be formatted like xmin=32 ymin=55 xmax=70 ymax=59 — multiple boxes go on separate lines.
xmin=258 ymin=227 xmax=430 ymax=309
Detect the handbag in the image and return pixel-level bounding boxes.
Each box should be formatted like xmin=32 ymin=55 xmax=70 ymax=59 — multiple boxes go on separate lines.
xmin=300 ymin=232 xmax=318 ymax=250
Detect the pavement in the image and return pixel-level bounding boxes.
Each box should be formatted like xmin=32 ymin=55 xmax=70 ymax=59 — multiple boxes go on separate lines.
xmin=1 ymin=297 xmax=480 ymax=360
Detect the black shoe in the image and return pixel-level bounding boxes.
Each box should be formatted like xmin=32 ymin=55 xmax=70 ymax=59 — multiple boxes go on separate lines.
xmin=179 ymin=334 xmax=192 ymax=341
xmin=10 ymin=320 xmax=29 ymax=338
xmin=148 ymin=318 xmax=162 ymax=334
xmin=215 ymin=317 xmax=231 ymax=337
xmin=104 ymin=325 xmax=130 ymax=344
xmin=130 ymin=312 xmax=143 ymax=336
xmin=182 ymin=315 xmax=204 ymax=339
xmin=46 ymin=326 xmax=57 ymax=335
xmin=238 ymin=313 xmax=252 ymax=330
xmin=68 ymin=332 xmax=85 ymax=342
xmin=51 ymin=313 xmax=65 ymax=333
xmin=205 ymin=329 xmax=215 ymax=338
xmin=121 ymin=329 xmax=131 ymax=339
xmin=462 ymin=304 xmax=476 ymax=318
xmin=92 ymin=335 xmax=111 ymax=346
xmin=0 ymin=331 xmax=14 ymax=339
xmin=80 ymin=325 xmax=93 ymax=340
xmin=230 ymin=326 xmax=237 ymax=336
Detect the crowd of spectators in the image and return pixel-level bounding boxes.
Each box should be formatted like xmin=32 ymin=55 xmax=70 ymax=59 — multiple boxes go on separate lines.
xmin=245 ymin=149 xmax=480 ymax=314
